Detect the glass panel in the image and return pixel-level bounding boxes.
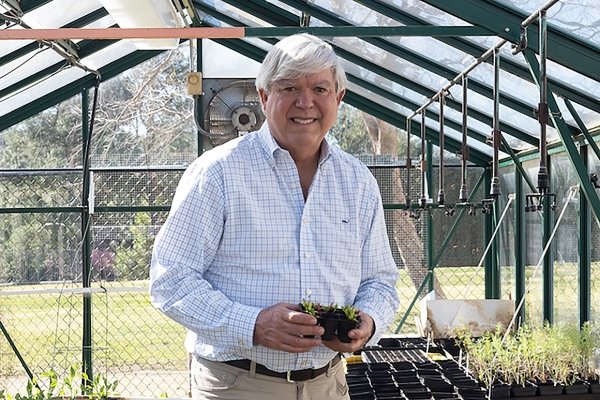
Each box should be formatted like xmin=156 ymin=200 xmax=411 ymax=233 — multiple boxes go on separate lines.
xmin=0 ymin=36 xmax=36 ymax=58
xmin=23 ymin=0 xmax=100 ymax=28
xmin=551 ymin=152 xmax=580 ymax=325
xmin=0 ymin=48 xmax=63 ymax=92
xmin=556 ymin=97 xmax=600 ymax=133
xmin=0 ymin=67 xmax=85 ymax=117
xmin=495 ymin=0 xmax=600 ymax=47
xmin=81 ymin=41 xmax=138 ymax=69
xmin=381 ymin=0 xmax=472 ymax=27
xmin=202 ymin=40 xmax=261 ymax=78
xmin=197 ymin=0 xmax=274 ymax=27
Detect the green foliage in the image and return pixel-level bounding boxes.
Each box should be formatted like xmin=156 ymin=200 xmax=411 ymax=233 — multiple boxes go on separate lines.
xmin=456 ymin=323 xmax=600 ymax=388
xmin=114 ymin=212 xmax=153 ymax=280
xmin=328 ymin=103 xmax=373 ymax=155
xmin=300 ymin=299 xmax=319 ymax=316
xmin=340 ymin=305 xmax=360 ymax=322
xmin=300 ymin=300 xmax=359 ymax=321
xmin=0 ymin=365 xmax=118 ymax=400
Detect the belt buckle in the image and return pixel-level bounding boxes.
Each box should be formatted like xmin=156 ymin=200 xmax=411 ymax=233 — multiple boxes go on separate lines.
xmin=286 ymin=370 xmax=294 ymax=383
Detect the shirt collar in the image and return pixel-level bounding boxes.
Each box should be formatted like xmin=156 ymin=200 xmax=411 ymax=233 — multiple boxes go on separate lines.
xmin=257 ymin=122 xmax=333 ymax=166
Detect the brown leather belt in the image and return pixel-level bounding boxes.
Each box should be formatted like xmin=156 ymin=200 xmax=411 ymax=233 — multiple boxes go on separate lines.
xmin=224 ymin=355 xmax=341 ymax=382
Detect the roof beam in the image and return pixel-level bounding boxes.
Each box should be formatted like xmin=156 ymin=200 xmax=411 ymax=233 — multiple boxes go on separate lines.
xmin=0 ymin=25 xmax=497 ymax=40
xmin=523 ymin=48 xmax=600 ymax=222
xmin=0 ymin=8 xmax=110 ymax=69
xmin=274 ymin=0 xmax=548 ymax=146
xmin=18 ymin=0 xmax=52 ymax=13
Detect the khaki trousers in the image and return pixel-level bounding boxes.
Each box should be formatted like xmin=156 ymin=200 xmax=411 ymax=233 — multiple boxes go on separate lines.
xmin=190 ymin=356 xmax=350 ymax=400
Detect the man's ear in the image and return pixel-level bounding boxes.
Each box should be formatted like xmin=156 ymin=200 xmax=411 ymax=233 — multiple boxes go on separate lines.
xmin=336 ymin=89 xmax=345 ymax=104
xmin=258 ymin=88 xmax=268 ymax=110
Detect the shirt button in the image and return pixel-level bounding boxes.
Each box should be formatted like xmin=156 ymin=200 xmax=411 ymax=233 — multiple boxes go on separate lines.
xmin=304 ymin=253 xmax=311 ymax=258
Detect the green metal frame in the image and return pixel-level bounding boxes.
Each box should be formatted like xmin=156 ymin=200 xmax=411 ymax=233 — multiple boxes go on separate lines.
xmin=579 ymin=146 xmax=591 ymax=326
xmin=426 ymin=141 xmax=434 ymax=294
xmin=80 ymin=88 xmax=94 ymax=385
xmin=483 ymin=169 xmax=495 ymax=298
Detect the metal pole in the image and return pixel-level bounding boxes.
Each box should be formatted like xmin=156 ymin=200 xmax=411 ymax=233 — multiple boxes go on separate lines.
xmin=407 ymin=39 xmax=507 ymax=121
xmin=515 ymin=168 xmax=526 ymax=325
xmin=579 ymin=146 xmax=591 ymax=326
xmin=406 ymin=116 xmax=412 ymax=209
xmin=537 ymin=10 xmax=549 ymax=194
xmin=0 ymin=319 xmax=40 ymax=389
xmin=420 ymin=110 xmax=428 ymax=207
xmin=459 ymin=76 xmax=469 ymax=202
xmin=490 ymin=49 xmax=501 ymax=197
xmin=81 ymin=82 xmax=98 ymax=390
xmin=437 ymin=92 xmax=445 ymax=205
xmin=426 ymin=141 xmax=434 ymax=293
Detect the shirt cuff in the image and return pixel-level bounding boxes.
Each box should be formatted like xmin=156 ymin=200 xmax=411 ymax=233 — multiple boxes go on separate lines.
xmin=229 ymin=303 xmax=262 ymax=350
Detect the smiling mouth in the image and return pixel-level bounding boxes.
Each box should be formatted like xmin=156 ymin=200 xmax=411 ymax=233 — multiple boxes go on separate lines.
xmin=291 ymin=118 xmax=316 ymax=125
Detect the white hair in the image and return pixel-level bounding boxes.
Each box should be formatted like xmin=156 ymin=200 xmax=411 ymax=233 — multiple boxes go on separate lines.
xmin=255 ymin=33 xmax=347 ymax=94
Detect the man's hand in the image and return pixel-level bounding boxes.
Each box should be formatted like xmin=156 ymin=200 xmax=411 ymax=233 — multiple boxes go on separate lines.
xmin=253 ymin=302 xmax=324 ymax=353
xmin=322 ymin=311 xmax=375 ymax=353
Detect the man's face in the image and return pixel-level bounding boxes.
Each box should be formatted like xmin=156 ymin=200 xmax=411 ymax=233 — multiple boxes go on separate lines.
xmin=258 ymin=69 xmax=344 ymax=155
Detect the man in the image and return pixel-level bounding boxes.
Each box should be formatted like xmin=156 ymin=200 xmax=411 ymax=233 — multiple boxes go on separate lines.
xmin=150 ymin=33 xmax=399 ymax=400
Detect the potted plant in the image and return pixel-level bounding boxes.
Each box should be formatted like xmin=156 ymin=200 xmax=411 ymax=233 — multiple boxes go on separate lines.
xmin=316 ymin=303 xmax=340 ymax=341
xmin=337 ymin=305 xmax=361 ymax=343
xmin=300 ymin=300 xmax=361 ymax=343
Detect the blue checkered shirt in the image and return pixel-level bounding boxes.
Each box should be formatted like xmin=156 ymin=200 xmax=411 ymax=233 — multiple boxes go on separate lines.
xmin=150 ymin=123 xmax=399 ymax=372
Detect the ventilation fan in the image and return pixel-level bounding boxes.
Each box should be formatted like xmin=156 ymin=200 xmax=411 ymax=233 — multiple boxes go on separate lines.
xmin=200 ymin=79 xmax=265 ymax=146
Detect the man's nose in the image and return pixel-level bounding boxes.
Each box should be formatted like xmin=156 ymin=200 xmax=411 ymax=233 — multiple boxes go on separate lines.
xmin=295 ymin=89 xmax=314 ymax=108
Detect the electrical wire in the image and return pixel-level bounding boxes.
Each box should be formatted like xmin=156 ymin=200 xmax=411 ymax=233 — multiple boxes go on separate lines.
xmin=0 ymin=47 xmax=49 ymax=81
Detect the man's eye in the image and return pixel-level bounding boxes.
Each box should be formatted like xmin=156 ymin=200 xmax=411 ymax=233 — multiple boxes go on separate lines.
xmin=315 ymin=87 xmax=328 ymax=93
xmin=283 ymin=87 xmax=296 ymax=92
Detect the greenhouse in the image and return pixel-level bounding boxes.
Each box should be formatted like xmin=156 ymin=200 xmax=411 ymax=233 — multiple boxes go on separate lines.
xmin=1 ymin=0 xmax=599 ymax=398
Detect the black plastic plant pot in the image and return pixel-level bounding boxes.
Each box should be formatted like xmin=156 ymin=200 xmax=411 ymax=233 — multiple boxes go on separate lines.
xmin=510 ymin=382 xmax=537 ymax=397
xmin=564 ymin=382 xmax=589 ymax=394
xmin=489 ymin=383 xmax=510 ymax=400
xmin=538 ymin=384 xmax=564 ymax=396
xmin=317 ymin=315 xmax=339 ymax=341
xmin=338 ymin=318 xmax=360 ymax=343
xmin=588 ymin=379 xmax=600 ymax=394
